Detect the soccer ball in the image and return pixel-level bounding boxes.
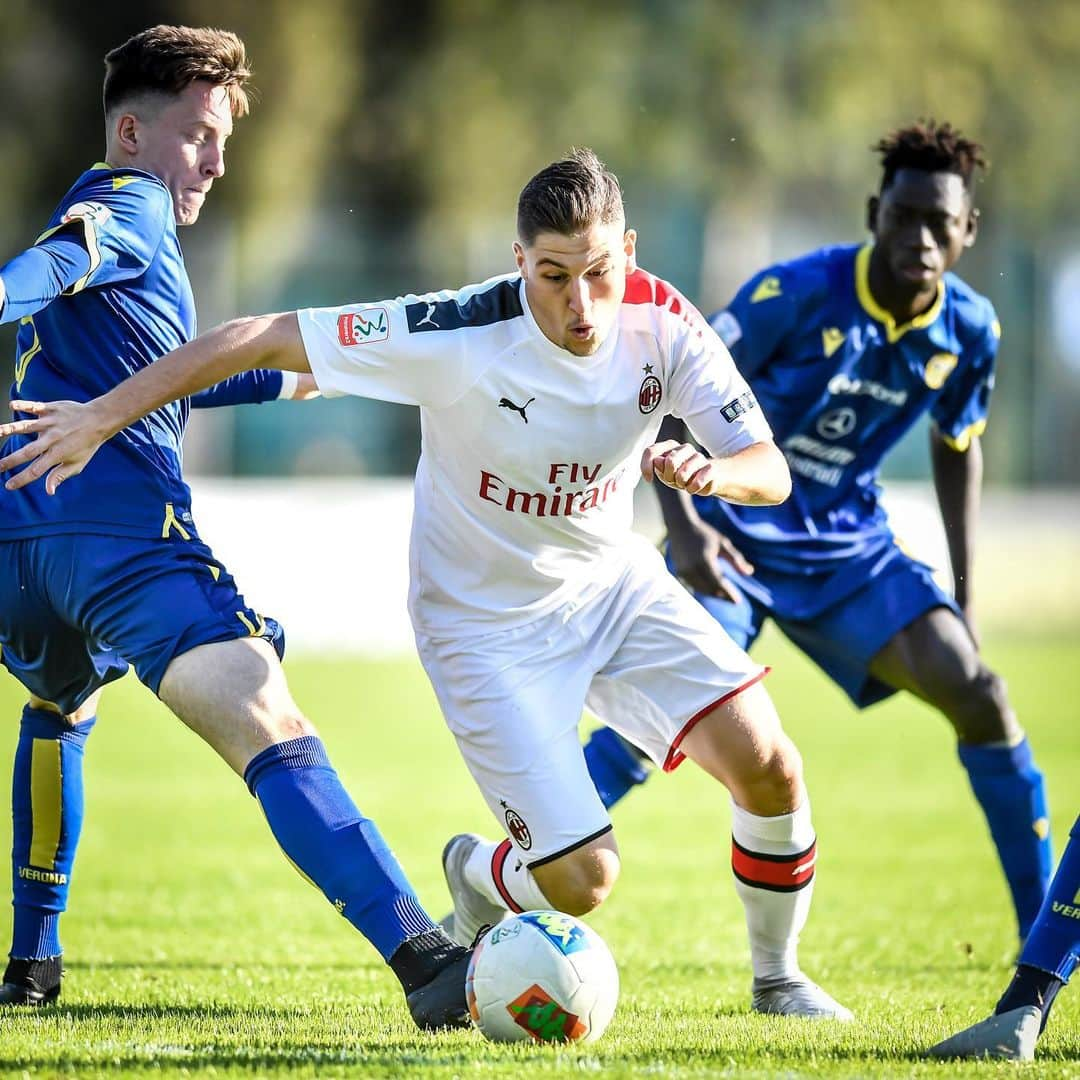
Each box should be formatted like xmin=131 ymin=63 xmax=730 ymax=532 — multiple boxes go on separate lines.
xmin=466 ymin=910 xmax=619 ymax=1043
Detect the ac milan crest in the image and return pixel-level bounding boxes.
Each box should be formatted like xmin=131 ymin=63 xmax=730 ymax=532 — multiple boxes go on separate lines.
xmin=638 ymin=375 xmax=662 ymax=414
xmin=504 ymin=807 xmax=532 ymax=850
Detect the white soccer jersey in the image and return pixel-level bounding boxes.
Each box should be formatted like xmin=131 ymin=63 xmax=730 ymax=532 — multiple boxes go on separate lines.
xmin=298 ymin=268 xmax=772 ymax=635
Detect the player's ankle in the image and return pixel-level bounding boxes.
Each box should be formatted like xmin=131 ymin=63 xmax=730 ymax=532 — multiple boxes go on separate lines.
xmin=388 ymin=928 xmax=466 ymax=995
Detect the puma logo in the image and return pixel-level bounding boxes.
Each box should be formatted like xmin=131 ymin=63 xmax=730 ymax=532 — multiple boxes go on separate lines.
xmin=498 ymin=396 xmax=535 ymax=423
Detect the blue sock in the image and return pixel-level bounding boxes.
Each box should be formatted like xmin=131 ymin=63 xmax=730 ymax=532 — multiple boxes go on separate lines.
xmin=583 ymin=727 xmax=650 ymax=810
xmin=10 ymin=706 xmax=94 ymax=960
xmin=243 ymin=736 xmax=437 ymax=961
xmin=1016 ymin=814 xmax=1080 ymax=984
xmin=957 ymin=736 xmax=1052 ymax=939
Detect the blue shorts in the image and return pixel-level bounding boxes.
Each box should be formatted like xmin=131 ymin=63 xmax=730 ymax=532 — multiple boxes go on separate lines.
xmin=0 ymin=533 xmax=284 ymax=715
xmin=675 ymin=543 xmax=959 ymax=708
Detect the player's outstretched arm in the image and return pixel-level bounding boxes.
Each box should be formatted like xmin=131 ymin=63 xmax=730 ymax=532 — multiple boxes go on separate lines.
xmin=0 ymin=312 xmax=308 ymax=494
xmin=641 ymin=435 xmax=790 ymax=506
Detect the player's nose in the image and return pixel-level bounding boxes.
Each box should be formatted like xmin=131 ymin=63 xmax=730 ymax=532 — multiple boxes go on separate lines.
xmin=202 ymin=146 xmax=226 ymax=180
xmin=568 ymin=278 xmax=590 ymax=316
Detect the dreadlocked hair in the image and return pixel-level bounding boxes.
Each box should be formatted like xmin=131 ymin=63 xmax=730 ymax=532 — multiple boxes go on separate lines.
xmin=873 ymin=120 xmax=988 ymax=192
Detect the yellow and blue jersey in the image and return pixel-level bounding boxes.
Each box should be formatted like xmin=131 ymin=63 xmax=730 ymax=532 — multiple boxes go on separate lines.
xmin=0 ymin=164 xmax=281 ymax=540
xmin=699 ymin=242 xmax=999 ymax=574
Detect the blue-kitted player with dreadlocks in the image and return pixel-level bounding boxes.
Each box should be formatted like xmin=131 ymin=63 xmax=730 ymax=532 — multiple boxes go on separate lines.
xmin=583 ymin=120 xmax=1053 ymax=948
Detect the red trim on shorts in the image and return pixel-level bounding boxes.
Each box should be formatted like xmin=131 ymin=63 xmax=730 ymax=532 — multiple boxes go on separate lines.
xmin=731 ymin=836 xmax=817 ymax=892
xmin=662 ymin=667 xmax=771 ymax=773
xmin=490 ymin=838 xmax=524 ymax=913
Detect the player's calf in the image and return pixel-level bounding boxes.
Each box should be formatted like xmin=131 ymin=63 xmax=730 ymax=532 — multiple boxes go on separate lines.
xmin=531 ymin=837 xmax=620 ymax=917
xmin=441 ymin=831 xmax=618 ymax=947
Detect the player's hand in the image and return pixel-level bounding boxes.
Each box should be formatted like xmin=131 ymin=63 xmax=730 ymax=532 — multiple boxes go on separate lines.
xmin=0 ymin=400 xmax=108 ymax=495
xmin=668 ymin=517 xmax=753 ymax=601
xmin=641 ymin=439 xmax=723 ymax=496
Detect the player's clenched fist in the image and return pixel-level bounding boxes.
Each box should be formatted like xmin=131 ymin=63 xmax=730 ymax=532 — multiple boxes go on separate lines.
xmin=640 ymin=439 xmax=723 ymax=496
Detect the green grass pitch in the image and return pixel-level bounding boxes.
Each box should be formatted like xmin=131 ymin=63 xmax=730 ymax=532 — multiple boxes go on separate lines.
xmin=0 ymin=626 xmax=1076 ymax=1077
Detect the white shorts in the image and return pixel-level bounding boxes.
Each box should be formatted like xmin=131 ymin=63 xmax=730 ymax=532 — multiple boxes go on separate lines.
xmin=414 ymin=550 xmax=766 ymax=867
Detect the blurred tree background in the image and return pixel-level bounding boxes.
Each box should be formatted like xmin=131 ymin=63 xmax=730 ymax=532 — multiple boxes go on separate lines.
xmin=1 ymin=0 xmax=1077 ymax=483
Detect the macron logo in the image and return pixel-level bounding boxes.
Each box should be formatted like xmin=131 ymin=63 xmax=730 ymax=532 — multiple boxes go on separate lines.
xmin=337 ymin=308 xmax=389 ymax=346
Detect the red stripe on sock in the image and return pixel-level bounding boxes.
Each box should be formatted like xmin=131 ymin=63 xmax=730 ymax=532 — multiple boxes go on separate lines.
xmin=490 ymin=838 xmax=524 ymax=913
xmin=731 ymin=837 xmax=817 ymax=890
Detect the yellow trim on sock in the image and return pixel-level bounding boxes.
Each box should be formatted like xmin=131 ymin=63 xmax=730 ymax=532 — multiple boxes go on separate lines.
xmin=29 ymin=739 xmax=63 ymax=870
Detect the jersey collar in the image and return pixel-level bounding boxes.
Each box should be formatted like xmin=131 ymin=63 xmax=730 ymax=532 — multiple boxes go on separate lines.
xmin=855 ymin=243 xmax=944 ymax=344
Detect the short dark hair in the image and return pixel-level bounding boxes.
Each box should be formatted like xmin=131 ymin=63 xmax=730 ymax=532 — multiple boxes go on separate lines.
xmin=103 ymin=25 xmax=253 ymax=118
xmin=874 ymin=120 xmax=988 ymax=192
xmin=517 ymin=148 xmax=624 ymax=245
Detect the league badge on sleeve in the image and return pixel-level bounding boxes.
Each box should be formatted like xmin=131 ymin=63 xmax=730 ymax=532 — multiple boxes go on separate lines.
xmin=337 ymin=308 xmax=389 ymax=346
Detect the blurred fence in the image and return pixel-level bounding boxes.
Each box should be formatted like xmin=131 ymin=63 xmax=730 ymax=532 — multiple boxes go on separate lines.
xmin=184 ymin=478 xmax=1079 ymax=656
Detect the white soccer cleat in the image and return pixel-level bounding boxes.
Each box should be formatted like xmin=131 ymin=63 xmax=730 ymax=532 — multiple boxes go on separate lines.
xmin=927 ymin=1005 xmax=1040 ymax=1061
xmin=439 ymin=833 xmax=507 ymax=947
xmin=751 ymin=976 xmax=854 ymax=1020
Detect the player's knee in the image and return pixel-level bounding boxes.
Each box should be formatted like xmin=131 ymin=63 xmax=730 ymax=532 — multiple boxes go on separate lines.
xmin=246 ymin=688 xmax=316 ymax=744
xmin=950 ymin=667 xmax=1018 ymax=744
xmin=535 ymin=845 xmax=620 ymax=917
xmin=737 ymin=738 xmax=803 ymax=816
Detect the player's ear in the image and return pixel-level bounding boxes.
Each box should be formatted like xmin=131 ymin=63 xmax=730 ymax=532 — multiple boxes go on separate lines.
xmin=513 ymin=240 xmax=527 ymax=278
xmin=964 ymin=206 xmax=979 ymax=249
xmin=623 ymin=229 xmax=638 ymax=273
xmin=866 ymin=195 xmax=879 ymax=235
xmin=113 ymin=111 xmax=140 ymax=157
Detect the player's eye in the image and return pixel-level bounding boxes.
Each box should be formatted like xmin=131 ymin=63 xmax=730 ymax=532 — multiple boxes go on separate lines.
xmin=589 ymin=267 xmax=610 ymax=278
xmin=544 ymin=273 xmax=567 ymax=283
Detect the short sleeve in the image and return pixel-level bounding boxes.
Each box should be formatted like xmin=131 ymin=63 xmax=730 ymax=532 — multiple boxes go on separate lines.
xmin=298 ymin=280 xmax=514 ymax=408
xmin=35 ymin=176 xmax=172 ymax=295
xmin=930 ymin=315 xmax=1000 ymax=451
xmin=666 ymin=298 xmax=773 ymax=459
xmin=709 ymin=263 xmax=801 ymax=381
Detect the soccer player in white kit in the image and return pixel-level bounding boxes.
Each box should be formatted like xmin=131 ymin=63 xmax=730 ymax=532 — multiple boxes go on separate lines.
xmin=0 ymin=149 xmax=851 ymax=1019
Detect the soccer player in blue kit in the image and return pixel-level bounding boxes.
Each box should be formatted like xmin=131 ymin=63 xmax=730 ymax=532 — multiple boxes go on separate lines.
xmin=0 ymin=25 xmax=471 ymax=1025
xmin=930 ymin=814 xmax=1079 ymax=1060
xmin=583 ymin=121 xmax=1053 ymax=945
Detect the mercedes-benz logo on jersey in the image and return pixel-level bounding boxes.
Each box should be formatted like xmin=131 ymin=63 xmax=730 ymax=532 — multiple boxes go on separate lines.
xmin=816 ymin=407 xmax=857 ymax=440
xmin=499 ymin=396 xmax=534 ymax=423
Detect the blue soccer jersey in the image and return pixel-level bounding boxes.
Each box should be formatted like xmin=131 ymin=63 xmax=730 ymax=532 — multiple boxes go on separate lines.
xmin=698 ymin=242 xmax=999 ymax=576
xmin=1 ymin=164 xmax=203 ymax=539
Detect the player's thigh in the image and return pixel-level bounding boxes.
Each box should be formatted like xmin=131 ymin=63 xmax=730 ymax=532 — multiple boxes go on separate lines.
xmin=587 ymin=578 xmax=769 ymax=774
xmin=417 ymin=624 xmax=613 ymax=872
xmin=55 ymin=534 xmax=285 ymax=696
xmin=776 ymin=549 xmax=961 ymax=709
xmin=869 ymin=605 xmax=1016 ymax=740
xmin=48 ymin=534 xmax=297 ymax=771
xmin=158 ymin=636 xmax=311 ymax=775
xmin=0 ymin=539 xmax=128 ymax=716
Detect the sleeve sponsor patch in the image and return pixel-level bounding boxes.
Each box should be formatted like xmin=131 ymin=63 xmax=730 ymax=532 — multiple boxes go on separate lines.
xmin=337 ymin=307 xmax=389 ymax=346
xmin=61 ymin=201 xmax=112 ymax=226
xmin=720 ymin=391 xmax=757 ymax=423
xmin=711 ymin=310 xmax=742 ymax=348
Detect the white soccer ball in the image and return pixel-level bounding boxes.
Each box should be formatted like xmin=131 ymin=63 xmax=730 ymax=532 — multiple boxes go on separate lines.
xmin=466 ymin=910 xmax=619 ymax=1043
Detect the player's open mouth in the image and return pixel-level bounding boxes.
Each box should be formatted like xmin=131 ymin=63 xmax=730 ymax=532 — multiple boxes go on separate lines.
xmin=569 ymin=325 xmax=594 ymax=339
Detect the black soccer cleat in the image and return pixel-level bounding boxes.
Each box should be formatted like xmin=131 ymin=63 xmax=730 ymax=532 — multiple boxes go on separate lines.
xmin=0 ymin=955 xmax=62 ymax=1006
xmin=404 ymin=946 xmax=473 ymax=1030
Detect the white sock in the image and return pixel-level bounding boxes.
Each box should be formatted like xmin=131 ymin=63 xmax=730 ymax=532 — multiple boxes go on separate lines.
xmin=464 ymin=837 xmax=550 ymax=913
xmin=730 ymin=799 xmax=817 ymax=983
